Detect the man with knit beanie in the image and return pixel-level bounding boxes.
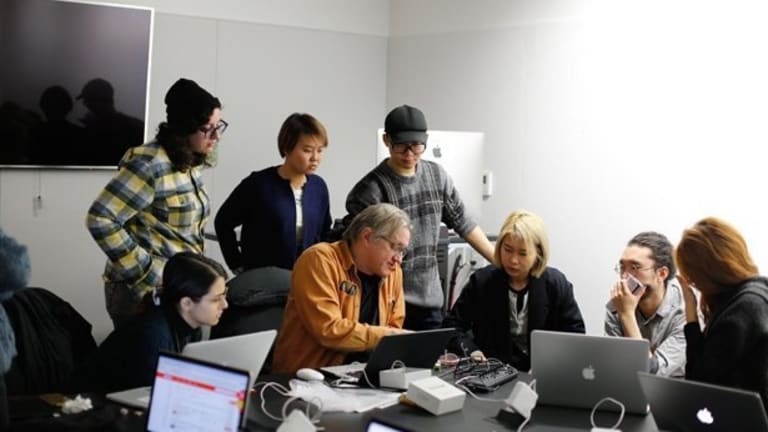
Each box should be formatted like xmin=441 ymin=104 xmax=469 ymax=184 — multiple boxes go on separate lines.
xmin=87 ymin=78 xmax=227 ymax=328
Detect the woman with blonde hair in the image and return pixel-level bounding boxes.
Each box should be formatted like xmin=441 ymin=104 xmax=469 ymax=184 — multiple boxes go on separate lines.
xmin=676 ymin=217 xmax=768 ymax=409
xmin=443 ymin=210 xmax=585 ymax=370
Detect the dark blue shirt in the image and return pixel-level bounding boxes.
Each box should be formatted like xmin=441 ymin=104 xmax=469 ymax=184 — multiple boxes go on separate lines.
xmin=215 ymin=166 xmax=332 ymax=271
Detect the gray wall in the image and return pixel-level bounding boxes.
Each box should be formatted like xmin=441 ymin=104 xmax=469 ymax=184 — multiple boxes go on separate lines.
xmin=4 ymin=0 xmax=768 ymax=340
xmin=0 ymin=1 xmax=388 ymax=341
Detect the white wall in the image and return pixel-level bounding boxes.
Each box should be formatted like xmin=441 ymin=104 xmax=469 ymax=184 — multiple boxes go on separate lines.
xmin=0 ymin=0 xmax=388 ymax=341
xmin=388 ymin=0 xmax=768 ymax=333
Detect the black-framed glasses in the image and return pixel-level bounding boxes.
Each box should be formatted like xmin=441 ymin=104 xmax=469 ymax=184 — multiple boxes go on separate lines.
xmin=390 ymin=142 xmax=426 ymax=155
xmin=377 ymin=236 xmax=408 ymax=258
xmin=614 ymin=263 xmax=655 ymax=275
xmin=199 ymin=119 xmax=228 ymax=138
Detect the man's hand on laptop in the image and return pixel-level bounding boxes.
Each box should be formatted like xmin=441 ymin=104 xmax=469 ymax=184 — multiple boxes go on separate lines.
xmin=385 ymin=327 xmax=412 ymax=336
xmin=470 ymin=350 xmax=487 ymax=362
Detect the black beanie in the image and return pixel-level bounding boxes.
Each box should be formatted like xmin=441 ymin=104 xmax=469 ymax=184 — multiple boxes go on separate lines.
xmin=164 ymin=78 xmax=220 ymax=133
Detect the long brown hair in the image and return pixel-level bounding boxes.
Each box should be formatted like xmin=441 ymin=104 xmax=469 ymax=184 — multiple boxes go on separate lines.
xmin=675 ymin=217 xmax=758 ymax=321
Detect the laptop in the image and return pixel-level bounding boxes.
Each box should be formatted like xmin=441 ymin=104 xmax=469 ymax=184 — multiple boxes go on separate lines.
xmin=530 ymin=330 xmax=650 ymax=414
xmin=146 ymin=351 xmax=252 ymax=432
xmin=182 ymin=329 xmax=277 ymax=377
xmin=638 ymin=372 xmax=768 ymax=432
xmin=321 ymin=328 xmax=454 ymax=387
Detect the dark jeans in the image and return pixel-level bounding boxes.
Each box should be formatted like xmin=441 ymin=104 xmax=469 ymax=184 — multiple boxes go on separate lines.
xmin=404 ymin=303 xmax=444 ymax=331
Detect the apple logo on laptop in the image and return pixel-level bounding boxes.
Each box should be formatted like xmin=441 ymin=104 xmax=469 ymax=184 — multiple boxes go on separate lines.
xmin=582 ymin=365 xmax=596 ymax=380
xmin=697 ymin=408 xmax=714 ymax=425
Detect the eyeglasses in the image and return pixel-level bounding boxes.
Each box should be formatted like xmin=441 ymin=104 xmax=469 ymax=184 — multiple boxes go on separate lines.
xmin=614 ymin=263 xmax=655 ymax=275
xmin=378 ymin=236 xmax=408 ymax=258
xmin=199 ymin=119 xmax=228 ymax=138
xmin=390 ymin=142 xmax=426 ymax=155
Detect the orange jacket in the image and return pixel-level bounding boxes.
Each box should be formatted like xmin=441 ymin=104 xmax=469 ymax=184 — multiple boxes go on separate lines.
xmin=273 ymin=241 xmax=405 ymax=374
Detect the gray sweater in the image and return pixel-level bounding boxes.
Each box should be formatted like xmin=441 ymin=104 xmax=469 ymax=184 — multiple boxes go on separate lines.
xmin=345 ymin=159 xmax=476 ymax=309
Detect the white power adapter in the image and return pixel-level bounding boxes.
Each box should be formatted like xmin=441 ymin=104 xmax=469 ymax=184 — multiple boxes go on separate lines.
xmin=504 ymin=380 xmax=538 ymax=419
xmin=276 ymin=409 xmax=315 ymax=432
xmin=379 ymin=367 xmax=432 ymax=390
xmin=406 ymin=376 xmax=466 ymax=415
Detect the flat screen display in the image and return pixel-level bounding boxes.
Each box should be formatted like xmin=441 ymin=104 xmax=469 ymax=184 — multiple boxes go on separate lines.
xmin=0 ymin=0 xmax=153 ymax=169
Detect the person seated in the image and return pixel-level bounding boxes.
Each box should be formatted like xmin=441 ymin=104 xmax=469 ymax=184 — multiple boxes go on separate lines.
xmin=76 ymin=252 xmax=228 ymax=393
xmin=605 ymin=232 xmax=686 ymax=377
xmin=443 ymin=209 xmax=585 ymax=371
xmin=272 ymin=203 xmax=409 ymax=374
xmin=0 ymin=229 xmax=30 ymax=428
xmin=676 ymin=217 xmax=768 ymax=411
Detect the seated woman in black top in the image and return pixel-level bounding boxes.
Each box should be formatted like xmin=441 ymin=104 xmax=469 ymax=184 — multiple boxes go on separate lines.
xmin=443 ymin=210 xmax=585 ymax=371
xmin=676 ymin=217 xmax=768 ymax=411
xmin=77 ymin=252 xmax=228 ymax=393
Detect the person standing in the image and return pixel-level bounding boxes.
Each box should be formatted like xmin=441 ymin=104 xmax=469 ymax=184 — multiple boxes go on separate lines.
xmin=86 ymin=78 xmax=226 ymax=328
xmin=215 ymin=113 xmax=331 ymax=273
xmin=343 ymin=105 xmax=494 ymax=330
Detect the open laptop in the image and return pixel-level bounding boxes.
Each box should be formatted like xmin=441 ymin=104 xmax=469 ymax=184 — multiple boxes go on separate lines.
xmin=530 ymin=330 xmax=650 ymax=414
xmin=182 ymin=329 xmax=277 ymax=377
xmin=146 ymin=351 xmax=252 ymax=432
xmin=638 ymin=372 xmax=768 ymax=431
xmin=321 ymin=328 xmax=454 ymax=387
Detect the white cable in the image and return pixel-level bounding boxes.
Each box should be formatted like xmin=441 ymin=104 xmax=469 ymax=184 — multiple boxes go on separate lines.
xmin=517 ymin=415 xmax=531 ymax=432
xmin=456 ymin=383 xmax=508 ymax=402
xmin=257 ymin=381 xmax=324 ymax=424
xmin=590 ymin=397 xmax=625 ymax=430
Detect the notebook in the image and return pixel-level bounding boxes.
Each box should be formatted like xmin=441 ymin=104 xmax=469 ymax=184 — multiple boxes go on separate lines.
xmin=182 ymin=329 xmax=277 ymax=377
xmin=146 ymin=351 xmax=252 ymax=432
xmin=321 ymin=328 xmax=454 ymax=387
xmin=638 ymin=372 xmax=768 ymax=432
xmin=530 ymin=330 xmax=650 ymax=414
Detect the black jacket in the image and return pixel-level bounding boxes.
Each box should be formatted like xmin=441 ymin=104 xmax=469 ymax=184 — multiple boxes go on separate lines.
xmin=685 ymin=277 xmax=768 ymax=411
xmin=443 ymin=265 xmax=585 ymax=371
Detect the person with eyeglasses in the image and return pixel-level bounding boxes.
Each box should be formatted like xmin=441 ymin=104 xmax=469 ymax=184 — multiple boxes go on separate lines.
xmin=86 ymin=78 xmax=225 ymax=328
xmin=443 ymin=210 xmax=585 ymax=371
xmin=342 ymin=105 xmax=494 ymax=331
xmin=604 ymin=231 xmax=687 ymax=377
xmin=214 ymin=113 xmax=331 ymax=274
xmin=273 ymin=203 xmax=410 ymax=374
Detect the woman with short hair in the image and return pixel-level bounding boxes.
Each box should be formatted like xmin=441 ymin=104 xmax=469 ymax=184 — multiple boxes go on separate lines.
xmin=443 ymin=209 xmax=585 ymax=371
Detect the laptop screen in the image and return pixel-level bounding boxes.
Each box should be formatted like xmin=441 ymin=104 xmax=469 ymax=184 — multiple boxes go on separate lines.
xmin=146 ymin=352 xmax=251 ymax=432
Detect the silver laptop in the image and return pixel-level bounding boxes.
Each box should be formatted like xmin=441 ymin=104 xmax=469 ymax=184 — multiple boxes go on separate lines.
xmin=182 ymin=329 xmax=277 ymax=376
xmin=107 ymin=385 xmax=152 ymax=409
xmin=146 ymin=351 xmax=252 ymax=432
xmin=531 ymin=330 xmax=650 ymax=414
xmin=638 ymin=372 xmax=768 ymax=431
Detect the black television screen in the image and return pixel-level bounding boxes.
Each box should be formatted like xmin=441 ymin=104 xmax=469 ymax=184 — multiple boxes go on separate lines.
xmin=0 ymin=0 xmax=153 ymax=168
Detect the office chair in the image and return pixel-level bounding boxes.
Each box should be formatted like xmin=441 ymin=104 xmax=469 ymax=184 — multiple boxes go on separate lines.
xmin=210 ymin=267 xmax=291 ymax=373
xmin=3 ymin=287 xmax=97 ymax=395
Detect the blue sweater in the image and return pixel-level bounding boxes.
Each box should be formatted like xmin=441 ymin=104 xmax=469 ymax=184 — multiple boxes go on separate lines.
xmin=215 ymin=166 xmax=332 ymax=271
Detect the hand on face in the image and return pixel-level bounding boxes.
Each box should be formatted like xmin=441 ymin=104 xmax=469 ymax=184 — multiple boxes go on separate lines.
xmin=610 ymin=279 xmax=645 ymax=316
xmin=677 ymin=272 xmax=699 ymax=310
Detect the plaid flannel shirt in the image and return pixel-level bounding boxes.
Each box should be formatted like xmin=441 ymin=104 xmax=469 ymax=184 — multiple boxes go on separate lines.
xmin=86 ymin=141 xmax=210 ymax=299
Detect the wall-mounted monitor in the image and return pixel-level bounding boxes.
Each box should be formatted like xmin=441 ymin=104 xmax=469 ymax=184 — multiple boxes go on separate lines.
xmin=0 ymin=0 xmax=153 ymax=169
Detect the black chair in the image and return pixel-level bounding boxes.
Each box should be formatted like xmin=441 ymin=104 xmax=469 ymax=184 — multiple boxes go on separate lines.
xmin=3 ymin=287 xmax=97 ymax=395
xmin=210 ymin=267 xmax=291 ymax=373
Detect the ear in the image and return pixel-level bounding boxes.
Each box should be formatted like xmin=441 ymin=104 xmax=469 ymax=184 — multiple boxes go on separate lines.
xmin=180 ymin=296 xmax=194 ymax=311
xmin=383 ymin=134 xmax=392 ymax=147
xmin=360 ymin=227 xmax=375 ymax=244
xmin=657 ymin=266 xmax=670 ymax=282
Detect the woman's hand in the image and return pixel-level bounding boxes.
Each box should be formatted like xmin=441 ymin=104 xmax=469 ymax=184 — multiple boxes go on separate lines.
xmin=470 ymin=350 xmax=487 ymax=362
xmin=677 ymin=273 xmax=700 ymax=324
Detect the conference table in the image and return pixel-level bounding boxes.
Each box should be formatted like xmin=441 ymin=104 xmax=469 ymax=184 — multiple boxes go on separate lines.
xmin=10 ymin=373 xmax=662 ymax=431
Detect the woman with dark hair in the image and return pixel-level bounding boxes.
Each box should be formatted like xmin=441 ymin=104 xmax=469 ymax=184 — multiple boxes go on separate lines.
xmin=76 ymin=252 xmax=228 ymax=393
xmin=86 ymin=78 xmax=227 ymax=328
xmin=215 ymin=112 xmax=331 ymax=273
xmin=0 ymin=229 xmax=30 ymax=428
xmin=676 ymin=217 xmax=768 ymax=410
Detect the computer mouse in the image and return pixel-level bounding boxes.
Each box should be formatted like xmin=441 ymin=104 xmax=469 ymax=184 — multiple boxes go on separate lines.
xmin=296 ymin=368 xmax=325 ymax=381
